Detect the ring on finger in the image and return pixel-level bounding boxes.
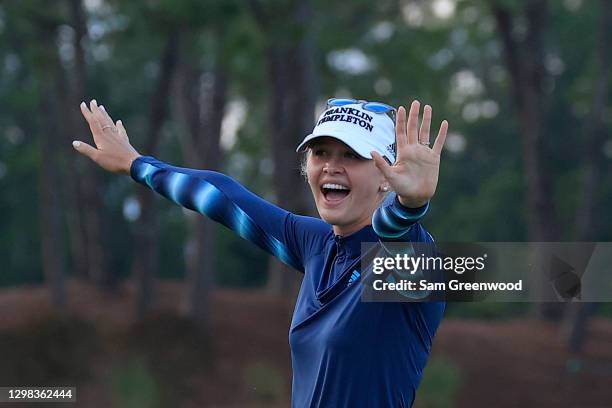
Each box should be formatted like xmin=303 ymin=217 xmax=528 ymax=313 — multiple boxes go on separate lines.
xmin=419 ymin=140 xmax=430 ymax=146
xmin=102 ymin=125 xmax=117 ymax=132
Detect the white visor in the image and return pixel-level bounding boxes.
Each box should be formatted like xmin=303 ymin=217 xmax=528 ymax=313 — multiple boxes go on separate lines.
xmin=296 ymin=103 xmax=396 ymax=163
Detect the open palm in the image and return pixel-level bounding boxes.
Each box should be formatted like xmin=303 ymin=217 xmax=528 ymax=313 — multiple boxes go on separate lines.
xmin=72 ymin=99 xmax=141 ymax=175
xmin=371 ymin=101 xmax=448 ymax=208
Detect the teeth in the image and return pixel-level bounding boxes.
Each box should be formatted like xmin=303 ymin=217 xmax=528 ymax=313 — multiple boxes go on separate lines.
xmin=322 ymin=183 xmax=349 ymax=190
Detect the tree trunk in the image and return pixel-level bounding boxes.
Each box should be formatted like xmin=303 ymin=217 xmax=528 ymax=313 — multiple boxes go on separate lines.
xmin=173 ymin=32 xmax=227 ymax=328
xmin=563 ymin=0 xmax=612 ymax=352
xmin=40 ymin=87 xmax=67 ymax=312
xmin=251 ymin=0 xmax=317 ymax=295
xmin=48 ymin=0 xmax=114 ymax=289
xmin=131 ymin=31 xmax=180 ymax=320
xmin=492 ymin=0 xmax=563 ymax=320
xmin=30 ymin=9 xmax=72 ymax=311
xmin=73 ymin=0 xmax=115 ymax=289
xmin=573 ymin=0 xmax=611 ymax=241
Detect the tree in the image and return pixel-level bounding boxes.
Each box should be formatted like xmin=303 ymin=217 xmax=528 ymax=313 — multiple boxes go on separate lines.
xmin=249 ymin=0 xmax=317 ymax=295
xmin=491 ymin=0 xmax=564 ymax=319
xmin=563 ymin=0 xmax=612 ymax=352
xmin=173 ymin=27 xmax=228 ymax=327
xmin=131 ymin=31 xmax=180 ymax=319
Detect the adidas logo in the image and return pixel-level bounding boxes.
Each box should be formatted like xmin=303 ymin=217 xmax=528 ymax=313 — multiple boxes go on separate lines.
xmin=347 ymin=270 xmax=361 ymax=286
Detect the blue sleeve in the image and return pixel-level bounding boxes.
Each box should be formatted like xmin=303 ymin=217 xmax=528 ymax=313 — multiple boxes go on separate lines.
xmin=371 ymin=193 xmax=432 ymax=243
xmin=374 ymin=194 xmax=445 ymax=339
xmin=130 ymin=156 xmax=329 ymax=273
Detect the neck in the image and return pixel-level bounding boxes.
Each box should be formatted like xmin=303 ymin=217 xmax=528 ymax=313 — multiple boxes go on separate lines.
xmin=332 ymin=219 xmax=371 ymax=237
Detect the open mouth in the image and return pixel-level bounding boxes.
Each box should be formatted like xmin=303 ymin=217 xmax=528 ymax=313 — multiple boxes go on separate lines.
xmin=321 ymin=183 xmax=351 ymax=204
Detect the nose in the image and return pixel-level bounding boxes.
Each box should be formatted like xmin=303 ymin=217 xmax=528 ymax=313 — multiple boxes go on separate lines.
xmin=323 ymin=158 xmax=343 ymax=174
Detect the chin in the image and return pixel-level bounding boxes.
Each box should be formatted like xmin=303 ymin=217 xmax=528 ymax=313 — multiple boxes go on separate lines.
xmin=320 ymin=210 xmax=361 ymax=232
xmin=317 ymin=207 xmax=346 ymax=225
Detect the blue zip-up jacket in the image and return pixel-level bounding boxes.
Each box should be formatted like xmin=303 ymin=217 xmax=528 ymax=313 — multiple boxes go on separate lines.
xmin=131 ymin=156 xmax=445 ymax=408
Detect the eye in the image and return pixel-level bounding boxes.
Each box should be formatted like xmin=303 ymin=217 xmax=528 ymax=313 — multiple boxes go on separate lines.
xmin=344 ymin=151 xmax=359 ymax=159
xmin=312 ymin=148 xmax=327 ymax=157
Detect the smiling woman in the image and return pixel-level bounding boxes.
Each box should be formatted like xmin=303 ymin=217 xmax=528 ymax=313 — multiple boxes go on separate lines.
xmin=72 ymin=97 xmax=449 ymax=408
xmin=303 ymin=137 xmax=387 ymax=237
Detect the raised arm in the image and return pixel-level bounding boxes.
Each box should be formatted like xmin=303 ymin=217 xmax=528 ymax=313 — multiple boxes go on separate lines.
xmin=370 ymin=100 xmax=447 ymax=243
xmin=129 ymin=156 xmax=329 ymax=272
xmin=370 ymin=101 xmax=448 ymax=209
xmin=72 ymin=100 xmax=328 ymax=273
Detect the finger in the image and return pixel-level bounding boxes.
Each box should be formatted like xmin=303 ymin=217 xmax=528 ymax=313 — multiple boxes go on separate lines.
xmin=371 ymin=151 xmax=393 ymax=180
xmin=419 ymin=105 xmax=432 ymax=146
xmin=82 ymin=100 xmax=104 ymax=147
xmin=407 ymin=100 xmax=420 ymax=145
xmin=395 ymin=106 xmax=407 ymax=152
xmin=72 ymin=140 xmax=98 ymax=161
xmin=116 ymin=120 xmax=129 ymax=141
xmin=432 ymin=120 xmax=449 ymax=155
xmin=90 ymin=99 xmax=111 ymax=128
xmin=99 ymin=104 xmax=116 ymax=127
xmin=88 ymin=99 xmax=103 ymax=129
xmin=92 ymin=101 xmax=121 ymax=142
xmin=80 ymin=101 xmax=93 ymax=122
xmin=80 ymin=101 xmax=99 ymax=133
xmin=89 ymin=99 xmax=98 ymax=118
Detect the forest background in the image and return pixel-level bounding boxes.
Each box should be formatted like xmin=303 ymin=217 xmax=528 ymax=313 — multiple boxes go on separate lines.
xmin=0 ymin=0 xmax=611 ymax=407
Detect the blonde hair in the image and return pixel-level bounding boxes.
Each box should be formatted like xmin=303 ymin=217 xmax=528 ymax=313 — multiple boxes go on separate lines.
xmin=299 ymin=149 xmax=310 ymax=181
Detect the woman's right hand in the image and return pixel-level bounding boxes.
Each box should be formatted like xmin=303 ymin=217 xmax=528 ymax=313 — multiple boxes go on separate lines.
xmin=73 ymin=99 xmax=142 ymax=175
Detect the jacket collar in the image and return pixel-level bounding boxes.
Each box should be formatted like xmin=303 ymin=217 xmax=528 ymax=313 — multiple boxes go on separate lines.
xmin=333 ymin=224 xmax=379 ymax=255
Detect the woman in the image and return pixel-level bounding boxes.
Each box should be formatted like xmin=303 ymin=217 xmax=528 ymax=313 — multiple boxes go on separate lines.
xmin=73 ymin=98 xmax=448 ymax=407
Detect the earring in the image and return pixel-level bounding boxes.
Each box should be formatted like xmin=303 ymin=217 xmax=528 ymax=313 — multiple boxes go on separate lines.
xmin=382 ymin=185 xmax=389 ymax=192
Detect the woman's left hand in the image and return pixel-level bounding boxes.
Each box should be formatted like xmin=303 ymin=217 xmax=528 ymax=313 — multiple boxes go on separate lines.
xmin=371 ymin=100 xmax=448 ymax=208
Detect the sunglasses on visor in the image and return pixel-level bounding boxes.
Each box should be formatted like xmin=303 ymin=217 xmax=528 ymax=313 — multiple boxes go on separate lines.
xmin=326 ymin=98 xmax=397 ymax=125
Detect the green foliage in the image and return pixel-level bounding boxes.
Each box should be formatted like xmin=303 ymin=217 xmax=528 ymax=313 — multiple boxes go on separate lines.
xmin=1 ymin=0 xmax=610 ymax=295
xmin=214 ymin=224 xmax=268 ymax=287
xmin=110 ymin=357 xmax=160 ymax=408
xmin=243 ymin=361 xmax=286 ymax=403
xmin=157 ymin=205 xmax=188 ymax=280
xmin=414 ymin=356 xmax=462 ymax=408
xmin=0 ymin=139 xmax=43 ymax=285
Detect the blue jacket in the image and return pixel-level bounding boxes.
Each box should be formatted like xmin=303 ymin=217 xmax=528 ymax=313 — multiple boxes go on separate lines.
xmin=131 ymin=156 xmax=445 ymax=408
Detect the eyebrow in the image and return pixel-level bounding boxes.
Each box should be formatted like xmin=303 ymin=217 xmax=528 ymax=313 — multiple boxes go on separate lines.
xmin=310 ymin=141 xmax=345 ymax=149
xmin=309 ymin=143 xmax=363 ymax=159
